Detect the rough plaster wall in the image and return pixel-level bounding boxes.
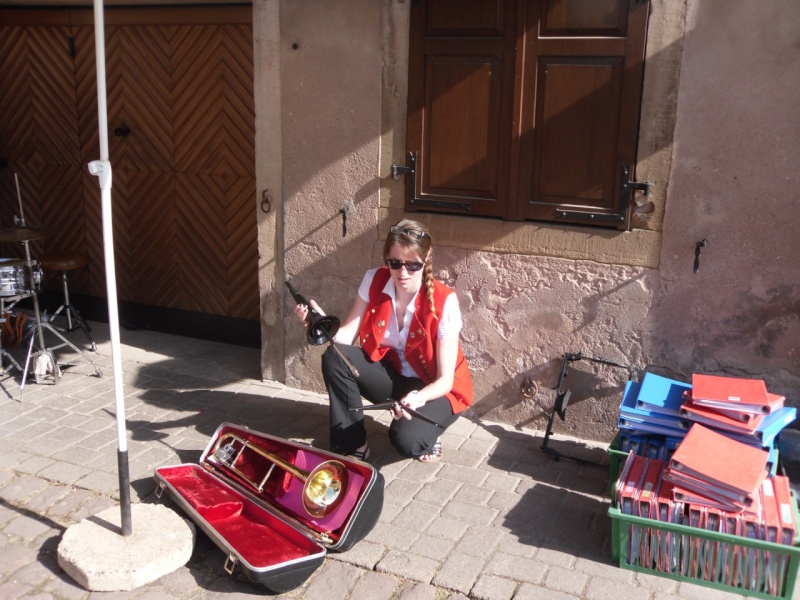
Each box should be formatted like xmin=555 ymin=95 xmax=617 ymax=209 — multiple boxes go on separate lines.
xmin=440 ymin=246 xmax=654 ymax=442
xmin=648 ymin=0 xmax=800 ymax=394
xmin=280 ymin=0 xmax=382 ymax=392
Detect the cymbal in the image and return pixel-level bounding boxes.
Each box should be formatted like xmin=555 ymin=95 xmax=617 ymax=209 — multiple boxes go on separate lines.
xmin=0 ymin=258 xmax=30 ymax=267
xmin=0 ymin=226 xmax=57 ymax=242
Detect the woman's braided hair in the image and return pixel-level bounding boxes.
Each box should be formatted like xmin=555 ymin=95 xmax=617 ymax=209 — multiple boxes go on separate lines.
xmin=383 ymin=219 xmax=436 ymax=317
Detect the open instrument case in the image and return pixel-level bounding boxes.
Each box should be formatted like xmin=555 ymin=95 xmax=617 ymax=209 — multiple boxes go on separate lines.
xmin=153 ymin=422 xmax=384 ymax=593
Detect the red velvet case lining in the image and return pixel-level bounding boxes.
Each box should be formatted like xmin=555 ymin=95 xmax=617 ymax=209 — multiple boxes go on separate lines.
xmin=158 ymin=465 xmax=322 ymax=566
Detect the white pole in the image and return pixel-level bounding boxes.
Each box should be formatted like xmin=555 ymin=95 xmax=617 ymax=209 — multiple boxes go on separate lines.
xmin=90 ymin=0 xmax=132 ymax=536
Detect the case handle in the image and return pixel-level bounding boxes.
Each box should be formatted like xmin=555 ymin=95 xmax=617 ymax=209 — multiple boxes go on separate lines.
xmin=224 ymin=554 xmax=238 ymax=575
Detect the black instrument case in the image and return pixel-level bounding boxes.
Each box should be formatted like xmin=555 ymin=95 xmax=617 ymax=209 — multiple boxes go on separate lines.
xmin=154 ymin=422 xmax=384 ymax=593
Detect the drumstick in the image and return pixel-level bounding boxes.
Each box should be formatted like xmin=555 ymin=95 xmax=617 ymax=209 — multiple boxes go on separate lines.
xmin=350 ymin=401 xmax=444 ymax=428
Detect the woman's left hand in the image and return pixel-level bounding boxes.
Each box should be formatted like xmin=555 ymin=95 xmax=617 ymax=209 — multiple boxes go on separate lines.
xmin=391 ymin=391 xmax=424 ymax=421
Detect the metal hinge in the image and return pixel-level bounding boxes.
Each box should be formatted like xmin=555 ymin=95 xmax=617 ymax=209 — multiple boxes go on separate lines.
xmin=556 ymin=164 xmax=650 ymax=225
xmin=392 ymin=151 xmax=472 ymax=212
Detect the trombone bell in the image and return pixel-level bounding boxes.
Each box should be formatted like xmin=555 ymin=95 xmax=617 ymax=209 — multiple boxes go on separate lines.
xmin=212 ymin=433 xmax=349 ymax=519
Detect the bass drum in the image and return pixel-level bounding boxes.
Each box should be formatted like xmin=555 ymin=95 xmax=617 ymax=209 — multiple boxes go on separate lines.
xmin=0 ymin=259 xmax=43 ymax=297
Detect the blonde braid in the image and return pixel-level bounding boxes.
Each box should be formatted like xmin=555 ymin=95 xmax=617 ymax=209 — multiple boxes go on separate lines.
xmin=424 ymin=261 xmax=437 ymax=318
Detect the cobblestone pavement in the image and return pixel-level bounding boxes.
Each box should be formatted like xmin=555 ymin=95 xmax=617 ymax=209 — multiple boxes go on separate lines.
xmin=0 ymin=321 xmax=753 ymax=599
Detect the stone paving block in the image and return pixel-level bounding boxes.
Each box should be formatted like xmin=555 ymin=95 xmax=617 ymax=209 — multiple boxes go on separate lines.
xmin=0 ymin=544 xmax=40 ymax=575
xmin=45 ymin=488 xmax=96 ymax=522
xmin=482 ymin=472 xmax=522 ymax=493
xmin=535 ymin=546 xmax=578 ymax=568
xmin=495 ymin=534 xmax=537 ymax=558
xmin=446 ymin=417 xmax=479 ymax=438
xmin=3 ymin=512 xmax=58 ymax=541
xmin=384 ymin=477 xmax=425 ymax=507
xmin=74 ymin=470 xmax=127 ymax=495
xmin=573 ymin=556 xmax=634 ymax=583
xmin=457 ymin=437 xmax=495 ymax=456
xmin=487 ymin=490 xmax=523 ymax=512
xmin=424 ymin=515 xmax=470 ymax=541
xmin=37 ymin=461 xmax=92 ymax=486
xmin=440 ymin=499 xmax=498 ymax=526
xmin=0 ymin=581 xmax=35 ymax=598
xmin=367 ymin=522 xmax=422 ymax=551
xmin=470 ymin=574 xmax=519 ymax=600
xmin=0 ymin=503 xmax=17 ymax=527
xmin=396 ymin=459 xmax=444 ymax=483
xmin=397 ymin=581 xmax=441 ymax=600
xmin=478 ymin=455 xmax=517 ymax=475
xmin=0 ymin=472 xmax=50 ymax=503
xmin=391 ymin=500 xmax=440 ymax=531
xmin=7 ymin=556 xmax=59 ymax=588
xmin=452 ymin=483 xmax=493 ymax=505
xmin=431 ymin=551 xmax=485 ymax=595
xmin=484 ymin=552 xmax=547 ymax=584
xmin=349 ymin=570 xmax=401 ymax=600
xmin=582 ymin=576 xmax=651 ymax=600
xmin=675 ymin=580 xmax=748 ymax=600
xmin=15 ymin=455 xmax=56 ymax=476
xmin=544 ymin=565 xmax=588 ymax=595
xmin=466 ymin=423 xmax=497 ymax=441
xmin=301 ymin=561 xmax=364 ymax=600
xmin=454 ymin=525 xmax=504 ymax=558
xmin=331 ymin=539 xmax=387 ymax=570
xmin=514 ymin=582 xmax=579 ymax=600
xmin=444 ymin=449 xmax=486 ymax=468
xmin=436 ymin=463 xmax=488 ymax=485
xmin=68 ymin=494 xmax=118 ymax=523
xmin=634 ymin=570 xmax=680 ymax=594
xmin=377 ymin=549 xmax=440 ymax=584
xmin=413 ymin=477 xmax=462 ymax=505
xmin=409 ymin=533 xmax=456 ymax=560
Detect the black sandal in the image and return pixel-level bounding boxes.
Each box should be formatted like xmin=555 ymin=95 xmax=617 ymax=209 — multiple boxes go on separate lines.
xmin=417 ymin=440 xmax=443 ymax=463
xmin=347 ymin=444 xmax=370 ymax=461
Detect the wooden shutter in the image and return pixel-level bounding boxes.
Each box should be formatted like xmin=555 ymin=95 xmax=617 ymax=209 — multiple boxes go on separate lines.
xmin=406 ymin=0 xmax=517 ymax=217
xmin=406 ymin=0 xmax=650 ymax=229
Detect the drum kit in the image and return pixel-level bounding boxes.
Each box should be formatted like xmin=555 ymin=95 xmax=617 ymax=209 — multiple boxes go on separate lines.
xmin=0 ymin=174 xmax=101 ymax=398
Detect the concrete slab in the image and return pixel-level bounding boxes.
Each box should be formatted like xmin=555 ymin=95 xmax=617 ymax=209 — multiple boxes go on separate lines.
xmin=57 ymin=503 xmax=195 ymax=591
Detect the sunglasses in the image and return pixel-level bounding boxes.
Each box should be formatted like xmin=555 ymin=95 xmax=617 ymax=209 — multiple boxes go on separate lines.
xmin=385 ymin=258 xmax=425 ymax=272
xmin=390 ymin=225 xmax=428 ymax=240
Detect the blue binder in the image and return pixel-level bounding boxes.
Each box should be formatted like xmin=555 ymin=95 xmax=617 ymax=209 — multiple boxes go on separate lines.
xmin=619 ymin=380 xmax=690 ymax=436
xmin=636 ymin=373 xmax=691 ymax=417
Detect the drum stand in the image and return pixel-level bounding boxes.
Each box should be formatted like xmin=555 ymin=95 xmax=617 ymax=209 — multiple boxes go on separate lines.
xmin=2 ymin=173 xmax=102 ymax=400
xmin=18 ymin=237 xmax=102 ymax=394
xmin=0 ymin=296 xmax=25 ymax=375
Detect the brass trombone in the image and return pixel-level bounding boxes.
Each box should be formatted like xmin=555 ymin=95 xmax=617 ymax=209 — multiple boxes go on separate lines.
xmin=211 ymin=433 xmax=349 ymax=518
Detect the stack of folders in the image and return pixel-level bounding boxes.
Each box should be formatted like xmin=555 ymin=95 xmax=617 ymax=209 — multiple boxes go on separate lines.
xmin=664 ymin=424 xmax=771 ymax=512
xmin=617 ymin=373 xmax=691 ymax=460
xmin=615 ymin=449 xmax=797 ymax=595
xmin=680 ymin=374 xmax=795 ymax=451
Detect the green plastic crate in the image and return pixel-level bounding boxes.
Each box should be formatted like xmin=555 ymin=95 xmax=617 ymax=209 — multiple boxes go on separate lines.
xmin=608 ymin=502 xmax=800 ymax=599
xmin=608 ymin=434 xmax=627 ymax=497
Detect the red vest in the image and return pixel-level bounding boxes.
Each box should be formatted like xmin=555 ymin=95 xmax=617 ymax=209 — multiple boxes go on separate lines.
xmin=358 ymin=268 xmax=473 ymax=414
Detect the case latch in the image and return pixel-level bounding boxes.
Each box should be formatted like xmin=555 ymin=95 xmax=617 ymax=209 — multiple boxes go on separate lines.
xmin=224 ymin=554 xmax=238 ymax=575
xmin=154 ymin=481 xmax=165 ymax=499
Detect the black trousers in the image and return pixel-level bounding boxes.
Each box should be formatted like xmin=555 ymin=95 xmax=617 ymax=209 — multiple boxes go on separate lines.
xmin=321 ymin=344 xmax=458 ymax=457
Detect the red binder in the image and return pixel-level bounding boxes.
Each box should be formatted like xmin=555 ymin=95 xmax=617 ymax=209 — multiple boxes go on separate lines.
xmin=665 ymin=424 xmax=769 ymax=506
xmin=680 ymin=399 xmax=766 ymax=434
xmin=690 ymin=374 xmax=778 ymax=414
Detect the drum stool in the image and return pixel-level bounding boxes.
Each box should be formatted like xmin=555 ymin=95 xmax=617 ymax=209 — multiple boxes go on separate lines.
xmin=39 ymin=251 xmax=96 ymax=351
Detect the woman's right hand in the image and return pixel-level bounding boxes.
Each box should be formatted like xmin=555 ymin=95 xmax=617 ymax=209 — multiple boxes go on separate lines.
xmin=294 ymin=299 xmax=325 ymax=326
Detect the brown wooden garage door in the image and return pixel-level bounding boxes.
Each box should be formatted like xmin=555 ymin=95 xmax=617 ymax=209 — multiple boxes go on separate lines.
xmin=0 ymin=6 xmax=258 ymax=339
